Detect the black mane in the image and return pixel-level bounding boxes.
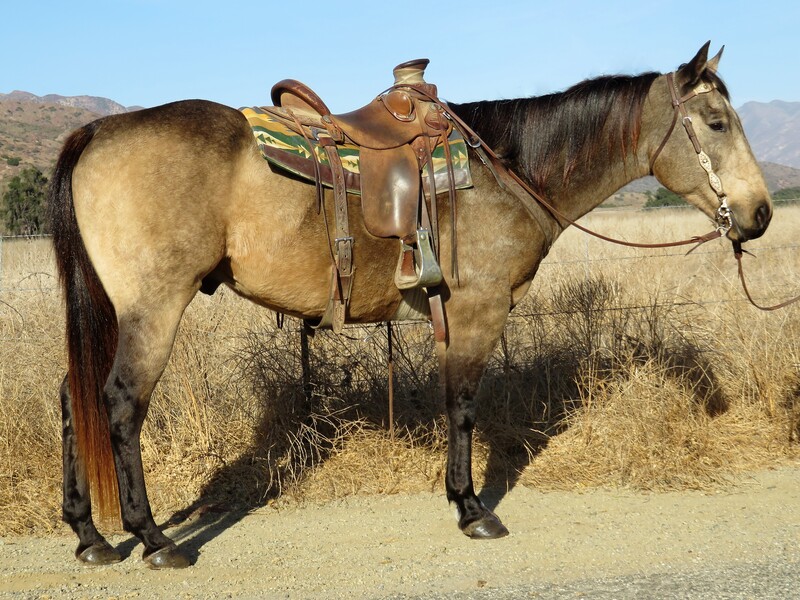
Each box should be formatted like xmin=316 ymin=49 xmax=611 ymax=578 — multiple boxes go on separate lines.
xmin=449 ymin=72 xmax=661 ymax=193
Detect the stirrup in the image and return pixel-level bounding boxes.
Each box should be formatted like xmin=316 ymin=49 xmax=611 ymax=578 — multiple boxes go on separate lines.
xmin=394 ymin=229 xmax=443 ymax=290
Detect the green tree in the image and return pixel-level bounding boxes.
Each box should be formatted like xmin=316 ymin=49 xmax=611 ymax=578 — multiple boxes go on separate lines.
xmin=2 ymin=167 xmax=50 ymax=235
xmin=644 ymin=187 xmax=688 ymax=208
xmin=773 ymin=187 xmax=800 ymax=201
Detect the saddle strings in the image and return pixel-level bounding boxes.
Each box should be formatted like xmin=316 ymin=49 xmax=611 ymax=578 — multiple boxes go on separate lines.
xmin=286 ymin=108 xmax=338 ymax=266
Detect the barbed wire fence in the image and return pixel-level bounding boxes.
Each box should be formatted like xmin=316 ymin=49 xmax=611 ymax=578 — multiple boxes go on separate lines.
xmin=1 ymin=207 xmax=797 ymax=430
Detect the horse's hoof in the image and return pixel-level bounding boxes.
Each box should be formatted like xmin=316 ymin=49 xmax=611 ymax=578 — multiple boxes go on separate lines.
xmin=76 ymin=541 xmax=122 ymax=565
xmin=143 ymin=544 xmax=191 ymax=569
xmin=462 ymin=513 xmax=510 ymax=539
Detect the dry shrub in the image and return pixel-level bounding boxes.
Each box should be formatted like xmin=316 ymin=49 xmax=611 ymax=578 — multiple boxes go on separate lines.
xmin=213 ymin=319 xmax=446 ymax=504
xmin=295 ymin=425 xmax=447 ymax=499
xmin=0 ymin=239 xmax=64 ymax=534
xmin=1 ymin=205 xmax=800 ymax=536
xmin=526 ymin=360 xmax=780 ymax=490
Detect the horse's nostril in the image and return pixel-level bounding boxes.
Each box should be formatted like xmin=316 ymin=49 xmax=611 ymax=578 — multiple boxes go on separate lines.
xmin=756 ymin=203 xmax=772 ymax=230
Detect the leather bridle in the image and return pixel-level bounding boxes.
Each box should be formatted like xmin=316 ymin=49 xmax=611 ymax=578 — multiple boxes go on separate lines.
xmin=649 ymin=72 xmax=733 ymax=236
xmin=649 ymin=74 xmax=800 ymax=310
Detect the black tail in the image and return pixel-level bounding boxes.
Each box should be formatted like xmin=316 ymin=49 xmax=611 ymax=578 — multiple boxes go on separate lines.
xmin=49 ymin=121 xmax=120 ymax=521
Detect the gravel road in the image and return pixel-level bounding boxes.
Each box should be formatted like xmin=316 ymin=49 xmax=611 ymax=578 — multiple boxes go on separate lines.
xmin=2 ymin=466 xmax=798 ymax=599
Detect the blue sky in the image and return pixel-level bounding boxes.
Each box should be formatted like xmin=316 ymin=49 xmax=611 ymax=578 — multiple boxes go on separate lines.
xmin=2 ymin=1 xmax=797 ymax=111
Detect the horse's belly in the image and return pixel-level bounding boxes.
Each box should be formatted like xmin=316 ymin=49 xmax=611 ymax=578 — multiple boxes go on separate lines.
xmin=224 ymin=222 xmax=405 ymax=323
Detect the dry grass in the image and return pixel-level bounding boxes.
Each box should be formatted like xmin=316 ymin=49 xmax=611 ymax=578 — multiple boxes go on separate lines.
xmin=1 ymin=205 xmax=799 ymax=536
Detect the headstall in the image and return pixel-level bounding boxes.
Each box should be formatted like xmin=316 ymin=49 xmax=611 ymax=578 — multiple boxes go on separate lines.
xmin=649 ymin=72 xmax=732 ymax=235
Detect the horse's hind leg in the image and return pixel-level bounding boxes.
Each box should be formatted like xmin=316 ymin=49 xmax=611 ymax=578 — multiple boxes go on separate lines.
xmin=104 ymin=295 xmax=195 ymax=569
xmin=60 ymin=375 xmax=122 ymax=564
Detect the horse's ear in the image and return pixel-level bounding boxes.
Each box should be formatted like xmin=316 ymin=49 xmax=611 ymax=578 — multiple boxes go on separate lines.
xmin=677 ymin=41 xmax=712 ymax=86
xmin=706 ymin=45 xmax=724 ymax=74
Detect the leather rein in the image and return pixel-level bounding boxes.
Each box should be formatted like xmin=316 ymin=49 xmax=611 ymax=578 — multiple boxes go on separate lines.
xmin=409 ymin=73 xmax=800 ymax=312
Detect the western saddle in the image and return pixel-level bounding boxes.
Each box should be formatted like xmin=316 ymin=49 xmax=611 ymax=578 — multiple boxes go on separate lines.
xmin=256 ymin=59 xmax=465 ymax=333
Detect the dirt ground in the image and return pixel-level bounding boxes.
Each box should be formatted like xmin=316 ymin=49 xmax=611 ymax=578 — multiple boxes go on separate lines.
xmin=2 ymin=464 xmax=799 ymax=599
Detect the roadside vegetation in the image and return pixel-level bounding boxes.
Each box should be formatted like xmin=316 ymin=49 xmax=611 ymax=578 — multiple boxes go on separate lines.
xmin=1 ymin=205 xmax=798 ymax=535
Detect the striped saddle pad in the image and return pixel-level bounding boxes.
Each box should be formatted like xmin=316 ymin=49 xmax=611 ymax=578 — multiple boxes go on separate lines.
xmin=241 ymin=105 xmax=473 ymax=195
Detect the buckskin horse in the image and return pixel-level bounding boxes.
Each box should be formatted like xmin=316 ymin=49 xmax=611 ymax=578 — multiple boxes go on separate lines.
xmin=49 ymin=43 xmax=771 ymax=568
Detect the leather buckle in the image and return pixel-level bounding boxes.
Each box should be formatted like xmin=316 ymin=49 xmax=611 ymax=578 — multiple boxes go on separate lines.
xmin=335 ymin=236 xmax=354 ymax=277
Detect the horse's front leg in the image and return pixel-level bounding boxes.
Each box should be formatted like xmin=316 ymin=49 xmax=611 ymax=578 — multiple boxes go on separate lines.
xmin=438 ymin=292 xmax=510 ymax=539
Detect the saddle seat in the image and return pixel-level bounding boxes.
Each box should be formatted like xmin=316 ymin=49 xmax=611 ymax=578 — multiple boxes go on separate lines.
xmin=270 ymin=59 xmax=446 ymax=151
xmin=268 ymin=59 xmax=451 ymax=244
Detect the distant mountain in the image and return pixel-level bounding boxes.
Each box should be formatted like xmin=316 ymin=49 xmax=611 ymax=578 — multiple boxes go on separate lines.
xmin=738 ymin=100 xmax=800 ymax=169
xmin=759 ymin=161 xmax=800 ymax=193
xmin=0 ymin=90 xmax=137 ymax=116
xmin=0 ymin=92 xmax=145 ymax=191
xmin=0 ymin=98 xmax=102 ymax=190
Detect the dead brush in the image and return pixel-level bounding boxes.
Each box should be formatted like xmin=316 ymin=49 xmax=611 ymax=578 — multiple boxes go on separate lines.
xmin=531 ymin=359 xmax=732 ymax=490
xmin=500 ymin=273 xmax=736 ymax=490
xmin=2 ymin=207 xmax=800 ymax=536
xmin=0 ymin=267 xmax=64 ymax=534
xmin=218 ymin=318 xmax=446 ymax=503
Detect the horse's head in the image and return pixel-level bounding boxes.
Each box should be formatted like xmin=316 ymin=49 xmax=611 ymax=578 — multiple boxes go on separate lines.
xmin=646 ymin=42 xmax=772 ymax=243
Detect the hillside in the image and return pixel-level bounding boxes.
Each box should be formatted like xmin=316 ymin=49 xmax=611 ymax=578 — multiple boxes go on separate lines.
xmin=739 ymin=100 xmax=800 ymax=169
xmin=0 ymin=91 xmax=142 ymax=192
xmin=0 ymin=96 xmax=104 ymax=190
xmin=0 ymin=99 xmax=103 ymax=190
xmin=760 ymin=161 xmax=800 ymax=193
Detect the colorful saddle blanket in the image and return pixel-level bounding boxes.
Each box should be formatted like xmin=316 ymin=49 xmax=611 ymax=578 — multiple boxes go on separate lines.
xmin=241 ymin=106 xmax=473 ymax=195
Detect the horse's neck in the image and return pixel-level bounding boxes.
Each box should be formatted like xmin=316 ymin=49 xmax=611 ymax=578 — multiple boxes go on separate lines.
xmin=551 ymin=75 xmax=675 ymax=222
xmin=552 ymin=153 xmax=649 ymax=223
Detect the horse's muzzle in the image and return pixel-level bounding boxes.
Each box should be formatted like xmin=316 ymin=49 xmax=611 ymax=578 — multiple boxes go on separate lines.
xmin=730 ymin=200 xmax=772 ymax=242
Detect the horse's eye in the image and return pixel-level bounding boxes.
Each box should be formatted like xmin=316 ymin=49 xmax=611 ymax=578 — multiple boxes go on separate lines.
xmin=709 ymin=121 xmax=727 ymax=133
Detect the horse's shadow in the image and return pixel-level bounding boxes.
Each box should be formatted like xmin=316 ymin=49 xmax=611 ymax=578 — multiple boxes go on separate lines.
xmin=144 ymin=349 xmax=567 ymax=562
xmin=144 ymin=326 xmax=725 ymax=564
xmin=115 ymin=506 xmax=247 ymax=563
